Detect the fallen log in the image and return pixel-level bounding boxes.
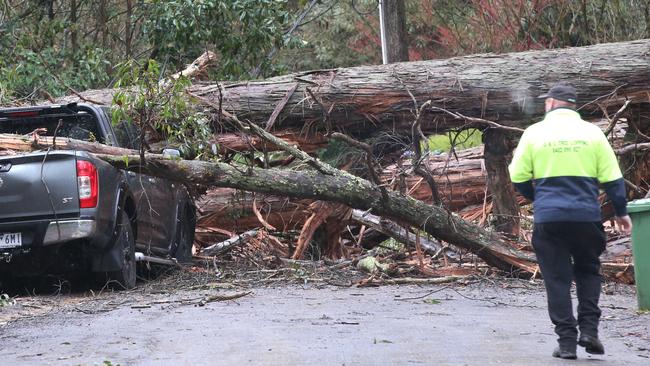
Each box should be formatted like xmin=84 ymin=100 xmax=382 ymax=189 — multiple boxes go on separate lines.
xmin=97 ymin=152 xmax=537 ymax=273
xmin=0 ymin=133 xmax=133 ymax=155
xmin=1 ymin=133 xmax=636 ymax=279
xmin=210 ymin=130 xmax=328 ymax=153
xmin=192 ymin=118 xmax=631 ymax=241
xmin=194 ymin=188 xmax=311 ymax=246
xmin=58 ymin=39 xmax=650 ymax=135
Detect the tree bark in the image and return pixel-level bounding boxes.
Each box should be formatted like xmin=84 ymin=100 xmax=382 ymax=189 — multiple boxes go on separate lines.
xmin=200 ymin=229 xmax=259 ymax=256
xmin=0 ymin=134 xmax=134 ymax=156
xmin=192 ymin=118 xmax=627 ymax=240
xmin=351 ymin=209 xmax=441 ymax=254
xmin=619 ymin=104 xmax=650 ymax=200
xmin=125 ymin=0 xmax=133 ymax=58
xmin=380 ymin=0 xmax=409 ymax=63
xmin=483 ymin=129 xmax=520 ymax=234
xmin=70 ymin=0 xmax=78 ymax=55
xmin=59 ymin=39 xmax=650 ymax=135
xmin=97 ymin=152 xmax=537 ymax=273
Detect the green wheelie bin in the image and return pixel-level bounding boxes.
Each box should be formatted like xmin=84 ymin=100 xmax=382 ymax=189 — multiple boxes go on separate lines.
xmin=627 ymin=199 xmax=650 ymax=311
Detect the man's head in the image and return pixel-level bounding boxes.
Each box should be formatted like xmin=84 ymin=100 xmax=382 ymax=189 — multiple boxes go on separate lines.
xmin=539 ymin=82 xmax=577 ymax=112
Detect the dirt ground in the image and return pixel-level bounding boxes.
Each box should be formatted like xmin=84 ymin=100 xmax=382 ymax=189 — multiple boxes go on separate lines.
xmin=0 ymin=267 xmax=649 ymax=366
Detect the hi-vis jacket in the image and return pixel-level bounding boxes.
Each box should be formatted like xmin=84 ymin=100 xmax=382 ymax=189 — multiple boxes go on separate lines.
xmin=508 ymin=108 xmax=627 ymax=223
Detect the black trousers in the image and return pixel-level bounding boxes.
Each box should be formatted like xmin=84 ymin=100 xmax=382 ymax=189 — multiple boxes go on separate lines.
xmin=532 ymin=222 xmax=606 ymax=348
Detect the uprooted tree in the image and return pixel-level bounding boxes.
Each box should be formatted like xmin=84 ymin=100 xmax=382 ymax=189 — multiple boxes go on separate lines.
xmin=23 ymin=39 xmax=650 ymax=277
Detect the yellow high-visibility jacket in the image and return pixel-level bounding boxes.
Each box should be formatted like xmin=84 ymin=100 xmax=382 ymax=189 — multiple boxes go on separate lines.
xmin=508 ymin=108 xmax=627 ymax=223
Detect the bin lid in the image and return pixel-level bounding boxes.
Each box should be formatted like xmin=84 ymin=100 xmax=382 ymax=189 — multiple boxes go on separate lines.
xmin=627 ymin=198 xmax=650 ymax=213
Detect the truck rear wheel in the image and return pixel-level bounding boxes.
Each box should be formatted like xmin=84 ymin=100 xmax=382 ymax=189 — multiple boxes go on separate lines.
xmin=106 ymin=214 xmax=136 ymax=289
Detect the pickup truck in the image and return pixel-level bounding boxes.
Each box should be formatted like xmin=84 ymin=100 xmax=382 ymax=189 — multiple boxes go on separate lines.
xmin=0 ymin=103 xmax=195 ymax=289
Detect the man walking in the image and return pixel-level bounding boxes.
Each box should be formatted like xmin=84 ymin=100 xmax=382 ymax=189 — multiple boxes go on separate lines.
xmin=508 ymin=82 xmax=633 ymax=359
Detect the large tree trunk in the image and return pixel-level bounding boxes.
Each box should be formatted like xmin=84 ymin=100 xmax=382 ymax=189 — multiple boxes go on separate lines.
xmin=193 ymin=119 xmax=629 ymax=239
xmin=620 ymin=104 xmax=650 ymax=199
xmin=483 ymin=129 xmax=520 ymax=234
xmin=380 ymin=0 xmax=409 ymax=63
xmin=98 ymin=152 xmax=537 ymax=273
xmin=59 ymin=40 xmax=650 ymax=135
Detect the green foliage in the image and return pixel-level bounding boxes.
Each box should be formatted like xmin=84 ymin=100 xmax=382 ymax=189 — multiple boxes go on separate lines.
xmin=0 ymin=1 xmax=115 ymax=102
xmin=430 ymin=0 xmax=650 ymax=55
xmin=276 ymin=0 xmax=381 ymax=70
xmin=0 ymin=46 xmax=112 ymax=103
xmin=424 ymin=129 xmax=483 ymax=152
xmin=423 ymin=298 xmax=441 ymax=305
xmin=377 ymin=238 xmax=405 ymax=253
xmin=143 ymin=0 xmax=292 ymax=79
xmin=111 ymin=60 xmax=214 ymax=159
xmin=0 ymin=0 xmax=295 ymax=103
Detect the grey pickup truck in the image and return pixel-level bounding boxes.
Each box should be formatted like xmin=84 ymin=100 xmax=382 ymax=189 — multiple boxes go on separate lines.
xmin=0 ymin=103 xmax=195 ymax=289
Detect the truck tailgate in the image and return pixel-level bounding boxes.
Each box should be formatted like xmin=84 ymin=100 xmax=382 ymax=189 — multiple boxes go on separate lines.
xmin=0 ymin=152 xmax=79 ymax=221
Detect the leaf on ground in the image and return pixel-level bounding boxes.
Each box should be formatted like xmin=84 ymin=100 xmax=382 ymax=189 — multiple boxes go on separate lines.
xmin=423 ymin=299 xmax=441 ymax=305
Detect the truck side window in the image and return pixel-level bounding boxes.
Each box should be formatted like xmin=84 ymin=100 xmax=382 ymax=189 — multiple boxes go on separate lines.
xmin=113 ymin=120 xmax=141 ymax=150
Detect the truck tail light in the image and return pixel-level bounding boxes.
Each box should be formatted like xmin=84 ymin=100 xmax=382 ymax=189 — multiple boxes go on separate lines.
xmin=76 ymin=160 xmax=98 ymax=208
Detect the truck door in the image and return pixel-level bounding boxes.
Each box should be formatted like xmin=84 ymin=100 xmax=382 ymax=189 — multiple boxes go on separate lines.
xmin=110 ymin=117 xmax=176 ymax=253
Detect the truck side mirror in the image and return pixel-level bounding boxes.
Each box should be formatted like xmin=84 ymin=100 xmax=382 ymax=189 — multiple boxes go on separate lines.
xmin=162 ymin=148 xmax=181 ymax=160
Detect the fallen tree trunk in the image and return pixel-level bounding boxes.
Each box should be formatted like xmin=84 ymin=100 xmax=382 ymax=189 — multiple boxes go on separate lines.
xmin=210 ymin=130 xmax=328 ymax=153
xmin=97 ymin=152 xmax=537 ymax=273
xmin=195 ymin=188 xmax=311 ymax=244
xmin=0 ymin=133 xmax=133 ymax=155
xmin=59 ymin=40 xmax=650 ymax=135
xmin=0 ymin=133 xmax=635 ymax=279
xmin=193 ymin=118 xmax=631 ymax=238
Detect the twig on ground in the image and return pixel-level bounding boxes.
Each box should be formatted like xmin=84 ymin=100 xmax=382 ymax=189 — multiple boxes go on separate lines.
xmin=198 ymin=291 xmax=252 ymax=306
xmin=252 ymin=198 xmax=277 ymax=231
xmin=393 ymin=285 xmax=453 ymax=301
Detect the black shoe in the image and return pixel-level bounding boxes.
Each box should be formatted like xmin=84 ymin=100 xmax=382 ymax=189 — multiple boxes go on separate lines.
xmin=578 ymin=334 xmax=605 ymax=355
xmin=552 ymin=347 xmax=577 ymax=359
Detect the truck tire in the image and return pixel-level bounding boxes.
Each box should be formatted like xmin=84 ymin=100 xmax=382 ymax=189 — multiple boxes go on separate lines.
xmin=106 ymin=213 xmax=136 ymax=289
xmin=173 ymin=207 xmax=195 ymax=264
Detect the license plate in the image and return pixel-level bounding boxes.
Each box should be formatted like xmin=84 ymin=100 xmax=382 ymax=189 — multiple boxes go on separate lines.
xmin=0 ymin=232 xmax=22 ymax=249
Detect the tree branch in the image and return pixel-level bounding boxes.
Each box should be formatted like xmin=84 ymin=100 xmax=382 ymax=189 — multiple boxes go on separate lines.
xmin=429 ymin=105 xmax=525 ymax=133
xmin=411 ymin=100 xmax=442 ymax=204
